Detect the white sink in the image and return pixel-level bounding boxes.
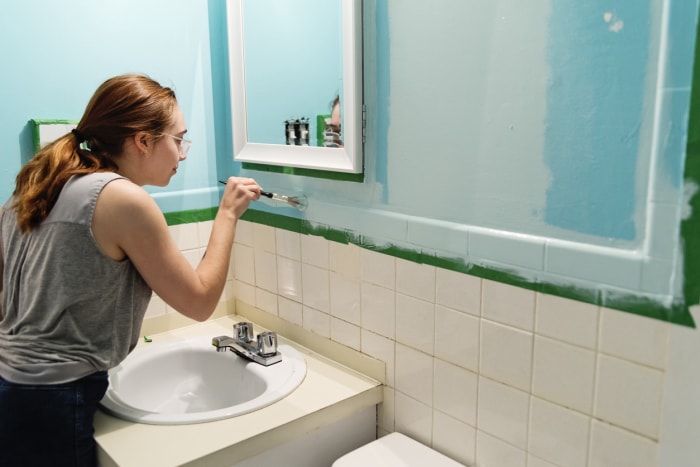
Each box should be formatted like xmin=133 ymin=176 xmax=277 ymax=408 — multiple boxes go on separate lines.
xmin=99 ymin=334 xmax=307 ymax=425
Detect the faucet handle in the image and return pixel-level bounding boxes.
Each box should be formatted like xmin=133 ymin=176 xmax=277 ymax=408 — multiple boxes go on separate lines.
xmin=234 ymin=322 xmax=254 ymax=343
xmin=257 ymin=331 xmax=278 ymax=357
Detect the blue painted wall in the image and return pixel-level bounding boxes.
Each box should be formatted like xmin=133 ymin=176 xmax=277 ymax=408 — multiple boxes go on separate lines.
xmin=1 ymin=0 xmax=697 ymax=312
xmin=0 ymin=0 xmax=233 ymax=212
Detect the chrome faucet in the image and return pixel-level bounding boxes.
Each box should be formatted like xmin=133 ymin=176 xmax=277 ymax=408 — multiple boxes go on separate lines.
xmin=212 ymin=322 xmax=282 ymax=366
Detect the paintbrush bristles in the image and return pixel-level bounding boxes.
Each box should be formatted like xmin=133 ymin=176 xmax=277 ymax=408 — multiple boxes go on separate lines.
xmin=218 ymin=180 xmax=307 ymax=210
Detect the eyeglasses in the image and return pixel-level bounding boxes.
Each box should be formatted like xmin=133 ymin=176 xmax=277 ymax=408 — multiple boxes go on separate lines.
xmin=159 ymin=133 xmax=192 ymax=157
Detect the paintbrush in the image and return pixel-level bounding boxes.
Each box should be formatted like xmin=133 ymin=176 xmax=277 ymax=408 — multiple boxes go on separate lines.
xmin=218 ymin=180 xmax=307 ymax=210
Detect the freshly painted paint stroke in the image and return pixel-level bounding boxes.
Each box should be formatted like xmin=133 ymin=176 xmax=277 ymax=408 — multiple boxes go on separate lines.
xmin=544 ymin=1 xmax=650 ymax=242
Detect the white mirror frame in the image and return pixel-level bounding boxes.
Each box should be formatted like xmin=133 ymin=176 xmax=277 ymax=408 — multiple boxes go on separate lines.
xmin=226 ymin=0 xmax=363 ymax=173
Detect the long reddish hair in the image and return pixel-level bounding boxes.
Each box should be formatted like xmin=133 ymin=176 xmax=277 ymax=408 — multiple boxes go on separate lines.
xmin=12 ymin=74 xmax=178 ymax=232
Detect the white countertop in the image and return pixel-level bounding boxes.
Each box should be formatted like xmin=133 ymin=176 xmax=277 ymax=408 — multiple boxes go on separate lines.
xmin=94 ymin=316 xmax=383 ymax=467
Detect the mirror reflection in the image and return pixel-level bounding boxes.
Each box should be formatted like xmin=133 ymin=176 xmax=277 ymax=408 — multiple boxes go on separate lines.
xmin=228 ymin=0 xmax=363 ymax=173
xmin=242 ymin=0 xmax=343 ymax=147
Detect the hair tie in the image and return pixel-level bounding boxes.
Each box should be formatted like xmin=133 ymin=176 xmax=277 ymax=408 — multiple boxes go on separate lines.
xmin=71 ymin=128 xmax=86 ymax=144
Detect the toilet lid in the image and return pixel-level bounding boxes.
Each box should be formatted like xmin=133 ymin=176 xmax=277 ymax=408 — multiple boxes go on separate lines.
xmin=333 ymin=432 xmax=465 ymax=467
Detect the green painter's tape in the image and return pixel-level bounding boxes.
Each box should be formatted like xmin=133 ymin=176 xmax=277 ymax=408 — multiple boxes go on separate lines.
xmin=30 ymin=119 xmax=79 ymax=153
xmin=163 ymin=205 xmax=695 ymax=326
xmin=681 ymin=18 xmax=700 ymax=317
xmin=163 ymin=207 xmax=218 ymax=226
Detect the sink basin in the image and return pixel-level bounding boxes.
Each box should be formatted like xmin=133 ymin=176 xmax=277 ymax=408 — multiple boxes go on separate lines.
xmin=99 ymin=334 xmax=306 ymax=425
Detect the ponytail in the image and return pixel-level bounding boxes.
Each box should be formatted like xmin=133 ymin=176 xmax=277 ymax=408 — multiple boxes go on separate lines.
xmin=11 ymin=74 xmax=177 ymax=232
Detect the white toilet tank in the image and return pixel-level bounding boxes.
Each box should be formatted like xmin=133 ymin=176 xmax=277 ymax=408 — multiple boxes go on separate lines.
xmin=333 ymin=432 xmax=466 ymax=466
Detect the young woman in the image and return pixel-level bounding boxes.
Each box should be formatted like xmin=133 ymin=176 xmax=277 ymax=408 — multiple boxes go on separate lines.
xmin=0 ymin=74 xmax=260 ymax=466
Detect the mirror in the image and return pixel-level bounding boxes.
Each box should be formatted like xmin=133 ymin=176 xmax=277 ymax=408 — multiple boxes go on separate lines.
xmin=226 ymin=0 xmax=363 ymax=173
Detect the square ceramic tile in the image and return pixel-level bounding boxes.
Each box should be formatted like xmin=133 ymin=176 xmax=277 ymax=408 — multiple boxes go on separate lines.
xmin=276 ymin=257 xmax=302 ymax=302
xmin=527 ymin=455 xmax=558 ymax=467
xmin=532 ymin=336 xmax=595 ymax=413
xmin=227 ymin=247 xmax=236 ymax=280
xmin=196 ymin=220 xmax=213 ymax=248
xmin=234 ymin=280 xmax=256 ymax=306
xmin=482 ymin=280 xmax=535 ymax=331
xmin=434 ymin=305 xmax=479 ymax=372
xmin=396 ymin=293 xmax=435 ymax=354
xmin=330 ymin=317 xmax=360 ymax=350
xmin=301 ymin=234 xmax=329 ymax=268
xmin=434 ymin=359 xmax=477 ymax=426
xmin=436 ymin=268 xmax=481 ymax=316
xmin=546 ymin=242 xmax=642 ymax=290
xmin=234 ymin=220 xmax=254 ymax=246
xmin=233 ymin=243 xmax=255 ymax=285
xmin=255 ymin=287 xmax=278 ymax=316
xmin=660 ymin=307 xmax=700 ymax=467
xmin=302 ymin=263 xmax=330 ymax=313
xmin=278 ymin=296 xmax=303 ymax=327
xmin=302 ymin=305 xmax=330 ymax=338
xmin=145 ymin=294 xmax=167 ymax=318
xmin=168 ymin=222 xmax=199 ymax=251
xmin=476 ymin=430 xmax=526 ymax=467
xmin=594 ymin=354 xmax=664 ymax=439
xmin=252 ymin=223 xmax=276 ymax=253
xmin=394 ymin=391 xmax=433 ymax=447
xmin=589 ymin=420 xmax=658 ymax=467
xmin=361 ymin=329 xmax=395 ymax=387
xmin=598 ymin=307 xmax=669 ymax=369
xmin=361 ymin=248 xmax=395 ymax=289
xmin=535 ymin=293 xmax=599 ymax=349
xmin=469 ymin=229 xmax=545 ymax=270
xmin=221 ymin=279 xmax=236 ymax=303
xmin=330 ymin=272 xmax=361 ymax=325
xmin=480 ymin=320 xmax=533 ymax=391
xmin=182 ymin=248 xmax=202 ymax=269
xmin=329 ymin=241 xmax=361 ymax=280
xmin=396 ymin=258 xmax=436 ymax=302
xmin=361 ymin=282 xmax=396 ymax=339
xmin=407 ymin=218 xmax=469 ymax=256
xmin=254 ymin=249 xmax=278 ymax=293
xmin=528 ymin=397 xmax=589 ymax=467
xmin=432 ymin=410 xmax=476 ymax=466
xmin=395 ymin=343 xmax=434 ymax=406
xmin=275 ymin=228 xmax=301 ymax=260
xmin=477 ymin=377 xmax=529 ymax=450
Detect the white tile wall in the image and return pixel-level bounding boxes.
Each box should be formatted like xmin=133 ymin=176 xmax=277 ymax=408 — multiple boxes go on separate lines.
xmin=161 ymin=220 xmax=678 ymax=467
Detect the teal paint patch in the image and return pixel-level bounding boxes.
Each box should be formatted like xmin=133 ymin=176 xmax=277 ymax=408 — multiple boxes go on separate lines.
xmin=543 ymin=1 xmax=647 ymax=241
xmin=207 ymin=0 xmax=238 ymax=186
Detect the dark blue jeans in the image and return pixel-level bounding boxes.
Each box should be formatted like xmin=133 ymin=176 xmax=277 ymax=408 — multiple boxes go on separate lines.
xmin=0 ymin=371 xmax=108 ymax=467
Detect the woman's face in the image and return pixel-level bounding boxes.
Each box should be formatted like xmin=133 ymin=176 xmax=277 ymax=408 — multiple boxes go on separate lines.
xmin=149 ymin=104 xmax=188 ymax=187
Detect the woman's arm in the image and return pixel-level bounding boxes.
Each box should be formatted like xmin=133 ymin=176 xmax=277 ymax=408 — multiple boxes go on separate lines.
xmin=92 ymin=177 xmax=259 ymax=321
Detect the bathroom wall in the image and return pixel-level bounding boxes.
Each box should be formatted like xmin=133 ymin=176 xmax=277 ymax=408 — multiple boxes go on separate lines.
xmin=238 ymin=0 xmax=699 ymax=324
xmin=157 ymin=219 xmax=700 ymax=467
xmin=4 ymin=1 xmax=700 ymax=466
xmin=0 ymin=0 xmax=232 ymax=212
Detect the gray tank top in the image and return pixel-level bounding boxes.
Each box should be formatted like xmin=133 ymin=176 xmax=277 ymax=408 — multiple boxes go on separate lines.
xmin=0 ymin=173 xmax=152 ymax=384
